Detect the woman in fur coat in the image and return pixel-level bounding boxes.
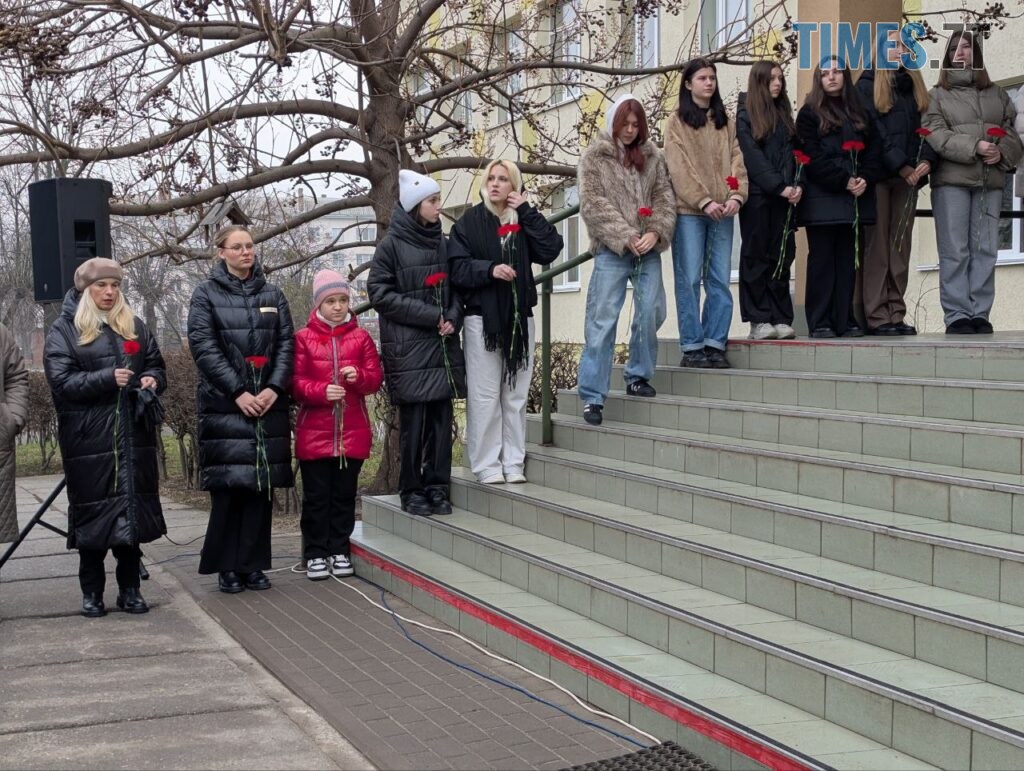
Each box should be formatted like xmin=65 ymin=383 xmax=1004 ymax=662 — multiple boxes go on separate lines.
xmin=575 ymin=94 xmax=676 ymax=426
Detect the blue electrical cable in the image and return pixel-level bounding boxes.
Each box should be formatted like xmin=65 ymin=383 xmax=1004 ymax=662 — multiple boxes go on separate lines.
xmin=371 ymin=581 xmax=651 ymax=751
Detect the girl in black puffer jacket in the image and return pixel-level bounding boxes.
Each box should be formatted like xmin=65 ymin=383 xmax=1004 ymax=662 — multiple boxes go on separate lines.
xmin=797 ymin=56 xmax=884 ymax=338
xmin=856 ymin=31 xmax=940 ymax=336
xmin=187 ymin=225 xmax=294 ymax=594
xmin=368 ymin=170 xmax=467 ymax=517
xmin=44 ymin=258 xmax=166 ymax=618
xmin=736 ymin=61 xmax=803 ymax=341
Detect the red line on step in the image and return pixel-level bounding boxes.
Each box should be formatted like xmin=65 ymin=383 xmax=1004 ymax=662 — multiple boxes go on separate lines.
xmin=351 ymin=543 xmax=815 ymax=771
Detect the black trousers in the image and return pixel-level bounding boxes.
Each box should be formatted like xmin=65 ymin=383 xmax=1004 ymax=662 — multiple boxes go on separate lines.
xmin=299 ymin=457 xmax=363 ymax=560
xmin=738 ymin=195 xmax=795 ymax=325
xmin=805 ymin=223 xmax=857 ymax=334
xmin=398 ymin=400 xmax=453 ymax=499
xmin=198 ymin=489 xmax=272 ymax=575
xmin=79 ymin=544 xmax=141 ymax=594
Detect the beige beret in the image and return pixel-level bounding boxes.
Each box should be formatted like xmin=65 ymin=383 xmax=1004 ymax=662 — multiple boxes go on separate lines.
xmin=74 ymin=257 xmax=123 ymax=291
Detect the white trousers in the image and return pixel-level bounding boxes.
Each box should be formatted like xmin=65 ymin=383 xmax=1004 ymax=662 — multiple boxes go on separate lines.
xmin=463 ymin=315 xmax=535 ymax=481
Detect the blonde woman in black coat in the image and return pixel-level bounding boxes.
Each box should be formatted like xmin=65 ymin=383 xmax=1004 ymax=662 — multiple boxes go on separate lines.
xmin=44 ymin=258 xmax=166 ymax=617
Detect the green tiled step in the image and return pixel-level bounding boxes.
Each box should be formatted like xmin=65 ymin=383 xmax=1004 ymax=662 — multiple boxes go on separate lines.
xmin=513 ymin=444 xmax=1024 ymax=609
xmin=656 ymin=337 xmax=1024 ymax=383
xmin=559 ymin=390 xmax=1024 ymax=476
xmin=610 ymin=363 xmax=1024 ymax=427
xmin=361 ymin=498 xmax=1024 ymax=770
xmin=449 ymin=468 xmax=1024 ymax=690
xmin=351 ymin=522 xmax=935 ymax=771
xmin=527 ymin=414 xmax=1024 ymax=538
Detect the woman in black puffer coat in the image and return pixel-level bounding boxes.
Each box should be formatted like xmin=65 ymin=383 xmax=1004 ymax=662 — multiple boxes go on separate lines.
xmin=855 ymin=33 xmax=940 ymax=336
xmin=187 ymin=225 xmax=294 ymax=594
xmin=44 ymin=258 xmax=166 ymax=618
xmin=368 ymin=170 xmax=466 ymax=517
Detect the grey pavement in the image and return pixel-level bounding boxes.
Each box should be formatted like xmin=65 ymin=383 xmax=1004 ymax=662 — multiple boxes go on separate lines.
xmin=1 ymin=476 xmax=650 ymax=770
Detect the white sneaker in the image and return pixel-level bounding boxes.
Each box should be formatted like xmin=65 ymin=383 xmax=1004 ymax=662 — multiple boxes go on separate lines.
xmin=306 ymin=557 xmax=329 ymax=581
xmin=774 ymin=323 xmax=796 ymax=340
xmin=749 ymin=322 xmax=778 ymax=340
xmin=480 ymin=473 xmax=505 ymax=484
xmin=330 ymin=554 xmax=353 ymax=577
xmin=505 ymin=473 xmax=527 ymax=484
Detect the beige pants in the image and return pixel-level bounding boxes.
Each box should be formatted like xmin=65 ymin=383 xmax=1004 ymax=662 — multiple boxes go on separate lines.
xmin=862 ymin=178 xmax=915 ymax=328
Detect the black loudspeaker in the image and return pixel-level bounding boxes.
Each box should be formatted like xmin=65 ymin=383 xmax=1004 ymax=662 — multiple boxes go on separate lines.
xmin=29 ymin=178 xmax=113 ymax=303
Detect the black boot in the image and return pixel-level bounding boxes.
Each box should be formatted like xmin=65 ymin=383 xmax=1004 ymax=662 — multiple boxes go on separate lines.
xmin=116 ymin=587 xmax=150 ymax=614
xmin=243 ymin=570 xmax=271 ymax=590
xmin=81 ymin=592 xmax=106 ymax=618
xmin=401 ymin=491 xmax=434 ymax=517
xmin=425 ymin=486 xmax=453 ymax=515
xmin=218 ymin=571 xmax=244 ymax=593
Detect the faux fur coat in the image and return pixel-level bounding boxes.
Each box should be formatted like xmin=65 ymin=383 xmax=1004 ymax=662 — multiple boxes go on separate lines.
xmin=577 ymin=134 xmax=676 ymax=256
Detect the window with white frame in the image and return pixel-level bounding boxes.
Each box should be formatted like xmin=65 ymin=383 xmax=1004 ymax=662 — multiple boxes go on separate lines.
xmin=357 ymin=224 xmax=377 ymax=243
xmin=551 ymin=0 xmax=581 ymax=104
xmin=634 ymin=10 xmax=658 ymax=69
xmin=411 ymin=70 xmax=431 ymax=125
xmin=702 ymin=0 xmax=748 ymax=51
xmin=499 ymin=31 xmax=526 ymax=123
xmin=452 ymin=65 xmax=473 ymax=129
xmin=553 ymin=186 xmax=581 ymax=288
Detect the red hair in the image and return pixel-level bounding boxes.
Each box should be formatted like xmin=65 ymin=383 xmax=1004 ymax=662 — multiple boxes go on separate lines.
xmin=611 ymin=99 xmax=648 ymax=173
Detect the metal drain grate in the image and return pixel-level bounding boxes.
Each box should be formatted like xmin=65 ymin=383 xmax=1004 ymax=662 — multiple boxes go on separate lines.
xmin=559 ymin=741 xmax=716 ymax=771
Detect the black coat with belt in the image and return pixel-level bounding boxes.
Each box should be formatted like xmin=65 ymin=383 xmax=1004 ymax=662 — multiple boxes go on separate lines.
xmin=187 ymin=260 xmax=295 ymax=491
xmin=796 ymin=102 xmax=885 ymax=227
xmin=855 ymin=69 xmax=939 ymax=185
xmin=43 ymin=289 xmax=167 ymax=550
xmin=367 ymin=205 xmax=467 ymax=405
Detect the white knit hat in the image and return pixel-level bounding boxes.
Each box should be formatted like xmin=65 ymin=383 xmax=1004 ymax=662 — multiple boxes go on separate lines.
xmin=604 ymin=93 xmax=638 ymax=137
xmin=398 ymin=169 xmax=441 ymax=212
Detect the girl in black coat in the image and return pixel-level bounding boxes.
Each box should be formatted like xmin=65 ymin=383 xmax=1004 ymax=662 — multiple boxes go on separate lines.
xmin=43 ymin=258 xmax=166 ymax=617
xmin=449 ymin=160 xmax=563 ymax=486
xmin=736 ymin=61 xmax=803 ymax=340
xmin=797 ymin=56 xmax=884 ymax=338
xmin=187 ymin=225 xmax=295 ymax=593
xmin=855 ymin=29 xmax=939 ymax=336
xmin=367 ymin=170 xmax=467 ymax=517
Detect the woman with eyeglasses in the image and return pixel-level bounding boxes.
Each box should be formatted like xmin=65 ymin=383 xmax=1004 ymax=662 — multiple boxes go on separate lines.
xmin=187 ymin=225 xmax=295 ymax=593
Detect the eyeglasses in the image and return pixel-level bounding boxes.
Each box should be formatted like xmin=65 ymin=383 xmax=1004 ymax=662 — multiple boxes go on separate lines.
xmin=223 ymin=243 xmax=255 ymax=253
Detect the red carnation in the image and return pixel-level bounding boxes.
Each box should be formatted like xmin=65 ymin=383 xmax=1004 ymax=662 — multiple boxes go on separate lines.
xmin=638 ymin=207 xmax=654 ymax=218
xmin=424 ymin=272 xmax=448 ymax=288
xmin=497 ymin=223 xmax=522 ymax=237
xmin=915 ymin=128 xmax=932 ymax=137
xmin=245 ymin=355 xmax=269 ymax=369
xmin=793 ymin=150 xmax=811 ymax=165
xmin=987 ymin=127 xmax=1008 ymax=138
xmin=726 ymin=176 xmax=740 ymax=191
xmin=841 ymin=140 xmax=865 ymax=153
xmin=122 ymin=340 xmax=141 ymax=355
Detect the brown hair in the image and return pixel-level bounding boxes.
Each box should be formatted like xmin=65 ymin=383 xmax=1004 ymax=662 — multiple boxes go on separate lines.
xmin=805 ymin=56 xmax=869 ymax=135
xmin=746 ymin=61 xmax=795 ymax=142
xmin=937 ymin=30 xmax=991 ymax=90
xmin=213 ymin=224 xmax=251 ymax=250
xmin=873 ymin=66 xmax=929 ymax=113
xmin=611 ymin=98 xmax=649 ymax=173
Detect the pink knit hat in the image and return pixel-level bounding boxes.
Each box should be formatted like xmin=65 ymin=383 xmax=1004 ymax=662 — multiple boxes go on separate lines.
xmin=312 ymin=269 xmax=350 ymax=308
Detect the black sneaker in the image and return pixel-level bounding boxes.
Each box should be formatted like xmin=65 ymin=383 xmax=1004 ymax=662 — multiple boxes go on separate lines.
xmin=425 ymin=486 xmax=453 ymax=515
xmin=626 ymin=379 xmax=656 ymax=397
xmin=841 ymin=325 xmax=865 ymax=338
xmin=946 ymin=318 xmax=975 ymax=335
xmin=894 ymin=322 xmax=917 ymax=336
xmin=809 ymin=327 xmax=836 ymax=339
xmin=583 ymin=404 xmax=603 ymax=425
xmin=704 ymin=347 xmax=731 ymax=369
xmin=401 ymin=491 xmax=434 ymax=516
xmin=972 ymin=317 xmax=994 ymax=334
xmin=680 ymin=350 xmax=711 ymax=368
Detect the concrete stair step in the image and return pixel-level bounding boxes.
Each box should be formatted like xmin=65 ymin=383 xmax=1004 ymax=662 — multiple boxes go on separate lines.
xmin=449 ymin=467 xmax=1024 ymax=691
xmin=610 ymin=363 xmax=1024 ymax=427
xmin=656 ymin=336 xmax=1024 ymax=383
xmin=560 ymin=390 xmax=1024 ymax=476
xmin=352 ymin=519 xmax=938 ymax=770
xmin=528 ymin=413 xmax=1024 ymax=538
xmin=359 ymin=497 xmax=1024 ymax=770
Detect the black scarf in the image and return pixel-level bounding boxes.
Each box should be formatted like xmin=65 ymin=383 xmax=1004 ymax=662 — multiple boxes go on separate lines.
xmin=460 ymin=204 xmax=531 ymax=387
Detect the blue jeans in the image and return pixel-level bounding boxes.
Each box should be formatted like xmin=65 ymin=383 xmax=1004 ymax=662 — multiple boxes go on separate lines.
xmin=671 ymin=214 xmax=734 ymax=352
xmin=577 ymin=247 xmax=666 ymax=406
